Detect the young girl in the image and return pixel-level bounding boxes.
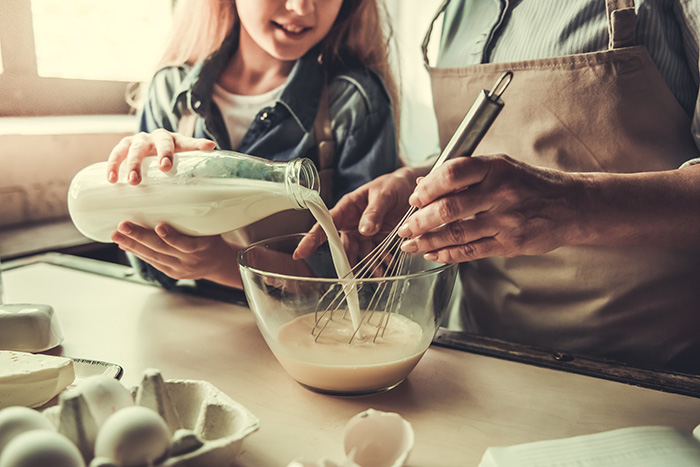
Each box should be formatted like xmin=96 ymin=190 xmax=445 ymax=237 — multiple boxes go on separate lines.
xmin=105 ymin=0 xmax=399 ymax=289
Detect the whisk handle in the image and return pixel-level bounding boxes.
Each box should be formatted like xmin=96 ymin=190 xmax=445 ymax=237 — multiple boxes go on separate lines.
xmin=430 ymin=71 xmax=513 ymax=173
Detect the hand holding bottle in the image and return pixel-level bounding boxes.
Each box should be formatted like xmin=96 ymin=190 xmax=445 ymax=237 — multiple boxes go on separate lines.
xmin=112 ymin=221 xmax=244 ymax=288
xmin=106 ymin=129 xmax=216 ymax=185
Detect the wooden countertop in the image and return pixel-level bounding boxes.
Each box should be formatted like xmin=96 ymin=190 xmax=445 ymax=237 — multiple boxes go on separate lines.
xmin=3 ymin=255 xmax=700 ymax=466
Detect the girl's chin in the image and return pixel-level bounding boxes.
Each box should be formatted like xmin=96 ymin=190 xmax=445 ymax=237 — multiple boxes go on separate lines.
xmin=267 ymin=43 xmax=316 ymax=62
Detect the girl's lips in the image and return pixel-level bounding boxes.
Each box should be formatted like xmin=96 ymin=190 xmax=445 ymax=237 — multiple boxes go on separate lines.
xmin=272 ymin=21 xmax=311 ymax=36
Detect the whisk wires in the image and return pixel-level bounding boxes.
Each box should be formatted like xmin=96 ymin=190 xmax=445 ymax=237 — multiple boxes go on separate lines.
xmin=311 ymin=209 xmax=415 ymax=344
xmin=310 ymin=71 xmax=513 ymax=345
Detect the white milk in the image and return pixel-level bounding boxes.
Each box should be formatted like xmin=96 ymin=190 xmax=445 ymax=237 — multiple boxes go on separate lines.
xmin=304 ymin=195 xmax=361 ymax=329
xmin=270 ymin=312 xmax=428 ymax=393
xmin=69 ymin=176 xmax=298 ymax=244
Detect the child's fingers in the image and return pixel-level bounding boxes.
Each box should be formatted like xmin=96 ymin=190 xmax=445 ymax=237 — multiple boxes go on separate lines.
xmin=154 ymin=223 xmax=210 ymax=254
xmin=162 ymin=133 xmax=216 ymax=172
xmin=173 ymin=134 xmax=217 ymax=151
xmin=106 ymin=137 xmax=134 ymax=183
xmin=152 ymin=129 xmax=177 ymax=173
xmin=107 ymin=130 xmax=216 ymax=183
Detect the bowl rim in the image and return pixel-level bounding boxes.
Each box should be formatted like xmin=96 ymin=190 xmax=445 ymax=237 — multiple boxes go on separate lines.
xmin=237 ymin=233 xmax=458 ymax=283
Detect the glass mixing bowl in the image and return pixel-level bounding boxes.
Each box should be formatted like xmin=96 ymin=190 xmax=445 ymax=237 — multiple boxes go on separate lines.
xmin=238 ymin=233 xmax=458 ymax=396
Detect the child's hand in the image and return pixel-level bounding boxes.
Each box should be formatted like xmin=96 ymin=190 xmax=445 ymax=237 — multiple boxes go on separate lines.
xmin=111 ymin=221 xmax=242 ymax=288
xmin=106 ymin=129 xmax=216 ymax=185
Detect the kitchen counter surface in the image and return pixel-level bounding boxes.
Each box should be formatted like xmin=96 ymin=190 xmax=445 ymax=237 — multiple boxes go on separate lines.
xmin=3 ymin=254 xmax=700 ymax=466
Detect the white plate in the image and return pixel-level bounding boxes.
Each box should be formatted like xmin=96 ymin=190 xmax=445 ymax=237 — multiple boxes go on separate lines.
xmin=69 ymin=357 xmax=123 ymax=384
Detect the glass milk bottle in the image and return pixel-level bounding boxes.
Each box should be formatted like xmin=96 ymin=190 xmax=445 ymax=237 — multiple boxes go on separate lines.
xmin=68 ymin=150 xmax=320 ymax=243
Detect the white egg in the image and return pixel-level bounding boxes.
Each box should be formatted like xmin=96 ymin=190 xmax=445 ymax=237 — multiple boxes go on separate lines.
xmin=94 ymin=406 xmax=171 ymax=466
xmin=0 ymin=406 xmax=55 ymax=452
xmin=0 ymin=430 xmax=85 ymax=467
xmin=342 ymin=409 xmax=414 ymax=467
xmin=64 ymin=375 xmax=134 ymax=427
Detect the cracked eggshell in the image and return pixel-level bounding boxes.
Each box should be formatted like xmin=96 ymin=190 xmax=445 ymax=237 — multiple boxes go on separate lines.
xmin=342 ymin=409 xmax=414 ymax=467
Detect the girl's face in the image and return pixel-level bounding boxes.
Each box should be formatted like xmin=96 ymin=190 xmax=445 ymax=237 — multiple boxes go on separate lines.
xmin=236 ymin=0 xmax=343 ymax=64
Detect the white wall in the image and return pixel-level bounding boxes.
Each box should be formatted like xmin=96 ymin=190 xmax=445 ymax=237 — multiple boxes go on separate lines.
xmin=0 ymin=116 xmax=133 ymax=228
xmin=385 ymin=0 xmax=443 ymax=167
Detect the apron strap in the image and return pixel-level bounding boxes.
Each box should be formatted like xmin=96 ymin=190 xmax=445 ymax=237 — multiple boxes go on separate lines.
xmin=605 ymin=0 xmax=637 ymax=49
xmin=313 ymin=79 xmax=336 ymax=206
xmin=421 ymin=0 xmax=450 ymax=68
xmin=178 ymin=111 xmax=197 ymax=137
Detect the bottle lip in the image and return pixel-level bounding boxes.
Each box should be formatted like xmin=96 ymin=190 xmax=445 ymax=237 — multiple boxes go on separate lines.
xmin=286 ymin=158 xmax=320 ymax=209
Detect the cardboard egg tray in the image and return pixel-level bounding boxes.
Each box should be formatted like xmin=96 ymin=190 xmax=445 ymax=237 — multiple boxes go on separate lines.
xmin=41 ymin=369 xmax=260 ymax=466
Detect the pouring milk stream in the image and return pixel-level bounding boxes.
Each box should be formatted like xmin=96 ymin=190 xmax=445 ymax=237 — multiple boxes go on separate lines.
xmin=68 ymin=150 xmax=362 ymax=328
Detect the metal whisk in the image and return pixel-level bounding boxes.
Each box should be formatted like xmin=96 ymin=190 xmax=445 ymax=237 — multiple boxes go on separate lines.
xmin=312 ymin=72 xmax=513 ymax=343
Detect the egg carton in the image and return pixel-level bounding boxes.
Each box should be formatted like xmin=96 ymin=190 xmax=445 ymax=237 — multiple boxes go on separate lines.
xmin=41 ymin=369 xmax=260 ymax=466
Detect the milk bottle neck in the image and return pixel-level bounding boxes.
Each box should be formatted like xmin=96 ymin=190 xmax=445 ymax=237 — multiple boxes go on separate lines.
xmin=285 ymin=158 xmax=320 ymax=209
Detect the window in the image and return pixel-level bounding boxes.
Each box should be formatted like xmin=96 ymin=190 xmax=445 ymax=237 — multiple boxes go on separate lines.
xmin=0 ymin=0 xmax=173 ymax=117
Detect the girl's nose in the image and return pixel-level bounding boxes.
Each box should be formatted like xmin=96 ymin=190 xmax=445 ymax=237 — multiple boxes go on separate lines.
xmin=285 ymin=0 xmax=314 ymax=16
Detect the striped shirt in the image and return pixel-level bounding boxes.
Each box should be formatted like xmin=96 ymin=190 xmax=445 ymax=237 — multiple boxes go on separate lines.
xmin=437 ymin=0 xmax=700 ymax=149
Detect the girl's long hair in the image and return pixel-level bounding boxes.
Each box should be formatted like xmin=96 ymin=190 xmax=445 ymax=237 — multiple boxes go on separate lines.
xmin=149 ymin=0 xmax=400 ymax=135
xmin=156 ymin=0 xmax=237 ymax=69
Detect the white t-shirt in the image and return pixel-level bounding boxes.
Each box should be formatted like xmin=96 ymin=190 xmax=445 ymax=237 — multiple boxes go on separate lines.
xmin=212 ymin=82 xmax=285 ymax=149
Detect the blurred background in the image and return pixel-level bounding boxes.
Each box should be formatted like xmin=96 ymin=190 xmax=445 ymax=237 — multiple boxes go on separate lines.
xmin=0 ymin=0 xmax=442 ymax=261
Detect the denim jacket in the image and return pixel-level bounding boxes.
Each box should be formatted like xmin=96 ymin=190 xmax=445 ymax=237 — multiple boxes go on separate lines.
xmin=138 ymin=30 xmax=399 ymax=202
xmin=132 ymin=30 xmax=399 ymax=287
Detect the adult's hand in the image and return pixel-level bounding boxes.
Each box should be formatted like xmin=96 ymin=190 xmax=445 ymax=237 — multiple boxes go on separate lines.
xmin=106 ymin=129 xmax=216 ymax=184
xmin=112 ymin=221 xmax=243 ymax=288
xmin=294 ymin=166 xmax=425 ymax=261
xmin=398 ymin=154 xmax=583 ymax=263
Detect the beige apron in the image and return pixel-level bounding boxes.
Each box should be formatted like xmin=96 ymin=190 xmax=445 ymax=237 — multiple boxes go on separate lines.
xmin=423 ymin=0 xmax=700 ymax=371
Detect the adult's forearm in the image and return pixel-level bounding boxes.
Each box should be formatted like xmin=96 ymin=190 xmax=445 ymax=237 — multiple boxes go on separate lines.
xmin=573 ymin=165 xmax=700 ymax=249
